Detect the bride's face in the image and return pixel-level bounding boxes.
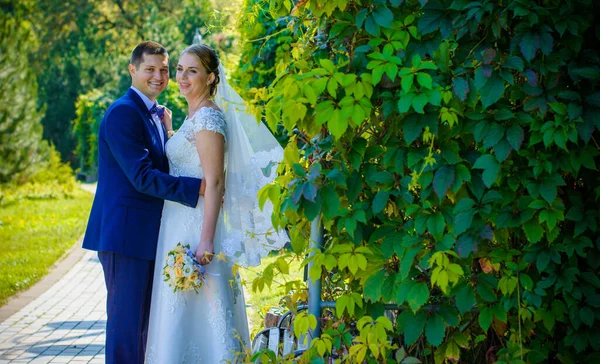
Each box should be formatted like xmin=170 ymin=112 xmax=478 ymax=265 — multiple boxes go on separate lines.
xmin=176 ymin=52 xmax=213 ymax=98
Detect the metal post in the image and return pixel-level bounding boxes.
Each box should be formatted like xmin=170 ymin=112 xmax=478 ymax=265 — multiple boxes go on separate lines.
xmin=307 ymin=212 xmax=323 ymax=342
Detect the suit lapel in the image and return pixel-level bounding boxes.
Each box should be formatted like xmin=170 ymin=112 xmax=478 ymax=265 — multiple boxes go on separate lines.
xmin=126 ymin=89 xmax=164 ymax=155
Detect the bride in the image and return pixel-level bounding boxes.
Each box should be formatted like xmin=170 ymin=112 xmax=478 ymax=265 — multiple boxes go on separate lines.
xmin=145 ymin=43 xmax=286 ymax=363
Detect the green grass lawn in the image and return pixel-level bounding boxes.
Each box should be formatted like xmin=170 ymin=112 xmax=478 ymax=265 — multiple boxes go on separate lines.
xmin=240 ymin=255 xmax=304 ymax=335
xmin=0 ymin=188 xmax=94 ymax=305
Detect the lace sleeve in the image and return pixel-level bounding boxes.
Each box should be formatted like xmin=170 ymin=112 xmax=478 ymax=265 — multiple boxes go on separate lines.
xmin=188 ymin=107 xmax=227 ymax=144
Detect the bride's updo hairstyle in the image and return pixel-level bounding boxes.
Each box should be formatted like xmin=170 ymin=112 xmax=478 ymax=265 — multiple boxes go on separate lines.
xmin=180 ymin=44 xmax=221 ymax=97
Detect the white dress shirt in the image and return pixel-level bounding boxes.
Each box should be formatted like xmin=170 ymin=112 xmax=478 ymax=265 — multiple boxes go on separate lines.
xmin=130 ymin=86 xmax=165 ymax=147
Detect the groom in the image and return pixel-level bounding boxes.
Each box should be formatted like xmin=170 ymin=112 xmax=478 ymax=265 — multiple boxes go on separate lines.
xmin=83 ymin=41 xmax=204 ymax=364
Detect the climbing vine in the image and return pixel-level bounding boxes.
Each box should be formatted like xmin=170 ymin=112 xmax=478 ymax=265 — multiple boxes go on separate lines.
xmin=239 ymin=0 xmax=600 ymax=362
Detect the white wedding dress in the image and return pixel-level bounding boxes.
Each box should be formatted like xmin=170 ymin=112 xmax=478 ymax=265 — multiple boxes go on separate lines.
xmin=146 ymin=107 xmax=250 ymax=364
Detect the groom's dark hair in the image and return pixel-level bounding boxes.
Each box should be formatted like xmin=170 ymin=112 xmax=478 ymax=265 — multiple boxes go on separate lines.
xmin=130 ymin=41 xmax=169 ymax=69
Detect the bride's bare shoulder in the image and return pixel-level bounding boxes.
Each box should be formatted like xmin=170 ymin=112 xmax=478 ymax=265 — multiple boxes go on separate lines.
xmin=204 ymin=101 xmax=222 ymax=113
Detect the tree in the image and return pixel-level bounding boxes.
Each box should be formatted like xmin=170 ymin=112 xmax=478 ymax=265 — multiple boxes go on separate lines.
xmin=0 ymin=12 xmax=48 ymax=183
xmin=21 ymin=0 xmax=214 ymax=165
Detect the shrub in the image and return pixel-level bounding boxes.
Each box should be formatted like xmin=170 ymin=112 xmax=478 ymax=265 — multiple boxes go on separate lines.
xmin=240 ymin=0 xmax=600 ymax=362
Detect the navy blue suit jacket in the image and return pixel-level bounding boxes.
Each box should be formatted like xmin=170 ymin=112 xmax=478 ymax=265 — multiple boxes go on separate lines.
xmin=83 ymin=88 xmax=201 ymax=261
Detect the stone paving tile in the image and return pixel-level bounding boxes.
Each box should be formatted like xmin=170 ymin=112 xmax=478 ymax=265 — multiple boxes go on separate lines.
xmin=0 ymin=250 xmax=106 ymax=363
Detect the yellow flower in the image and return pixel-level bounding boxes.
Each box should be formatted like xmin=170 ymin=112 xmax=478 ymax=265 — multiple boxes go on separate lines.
xmin=174 ymin=267 xmax=183 ymax=278
xmin=189 ymin=273 xmax=198 ymax=282
xmin=216 ymin=252 xmax=227 ymax=262
xmin=176 ymin=255 xmax=184 ymax=264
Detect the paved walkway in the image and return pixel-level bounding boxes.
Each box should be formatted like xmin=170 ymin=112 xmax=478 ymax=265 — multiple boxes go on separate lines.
xmin=0 ymin=250 xmax=106 ymax=363
xmin=0 ymin=183 xmax=106 ymax=363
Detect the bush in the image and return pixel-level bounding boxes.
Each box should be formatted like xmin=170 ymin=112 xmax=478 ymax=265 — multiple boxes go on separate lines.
xmin=240 ymin=0 xmax=600 ymax=362
xmin=1 ymin=146 xmax=77 ymax=205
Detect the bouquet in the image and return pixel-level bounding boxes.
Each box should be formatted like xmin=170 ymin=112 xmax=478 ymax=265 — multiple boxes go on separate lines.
xmin=163 ymin=243 xmax=207 ymax=293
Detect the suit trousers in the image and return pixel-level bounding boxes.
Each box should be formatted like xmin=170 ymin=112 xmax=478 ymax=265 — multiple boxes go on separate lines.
xmin=98 ymin=252 xmax=155 ymax=364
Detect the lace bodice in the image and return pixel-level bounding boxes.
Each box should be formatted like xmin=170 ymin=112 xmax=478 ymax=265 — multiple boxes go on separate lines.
xmin=165 ymin=107 xmax=227 ymax=179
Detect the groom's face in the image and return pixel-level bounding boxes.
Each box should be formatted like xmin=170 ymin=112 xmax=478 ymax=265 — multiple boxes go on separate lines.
xmin=129 ymin=53 xmax=169 ymax=101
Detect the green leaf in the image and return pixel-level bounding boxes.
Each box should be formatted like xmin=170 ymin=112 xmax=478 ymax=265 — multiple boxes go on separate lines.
xmin=456 ymin=234 xmax=477 ymax=258
xmin=454 ymin=210 xmax=475 ymax=236
xmin=327 ymin=77 xmax=338 ymax=98
xmin=372 ymin=190 xmax=390 ymax=214
xmin=455 ymin=284 xmax=475 ymax=314
xmin=438 ymin=305 xmax=459 ymax=327
xmin=401 ymin=74 xmax=414 ymax=91
xmin=303 ymin=198 xmax=320 ymax=221
xmin=397 ymin=280 xmax=416 ymax=304
xmin=433 ymin=166 xmax=456 ymax=199
xmin=520 ymin=32 xmax=540 ymax=62
xmin=326 ymin=168 xmax=346 ymax=186
xmin=371 ymin=171 xmax=394 ymax=185
xmin=418 ymin=171 xmax=433 ymax=188
xmin=520 ymin=274 xmax=534 ymax=291
xmin=503 ymin=56 xmax=524 ymax=71
xmin=407 ymin=282 xmax=430 ymax=312
xmin=452 ymin=77 xmax=470 ymax=101
xmin=539 ymin=179 xmax=557 ymax=204
xmin=364 ymin=270 xmax=385 ymax=302
xmin=436 ymin=234 xmax=455 ymax=251
xmin=455 ymin=164 xmax=471 ymax=182
xmin=473 ymin=154 xmax=500 ymax=188
xmin=539 ymin=32 xmax=553 ymax=55
xmin=427 ymin=89 xmax=442 ymax=106
xmin=372 ymin=66 xmax=386 ymax=85
xmin=474 ymin=67 xmax=488 ymax=91
xmin=417 ymin=72 xmax=433 ymax=89
xmin=403 ymin=311 xmax=427 ymax=346
xmin=400 ymin=247 xmax=420 ymax=279
xmin=302 ymin=182 xmax=317 ymax=201
xmin=403 ymin=115 xmax=424 ymax=144
xmin=454 ymin=198 xmax=475 ymax=215
xmin=303 ymin=84 xmax=317 ymax=105
xmin=483 ymin=123 xmax=505 ymax=149
xmin=536 ymin=251 xmax=551 ymax=272
xmin=506 ymin=125 xmax=524 ymax=150
xmin=523 ymin=219 xmax=544 ymax=243
xmin=549 ymin=102 xmax=567 ymax=116
xmin=328 ymin=110 xmax=348 ymax=139
xmin=445 ymin=342 xmax=460 ymax=362
xmin=494 ymin=108 xmax=514 ymax=121
xmin=494 ymin=139 xmax=512 ymax=162
xmin=355 ymin=8 xmax=368 ymax=29
xmin=441 ymin=142 xmax=462 ymax=164
xmin=478 ymin=306 xmax=493 ymax=331
xmin=365 ymin=15 xmax=381 ymax=36
xmin=425 ymin=313 xmax=445 ymax=347
xmin=412 ymin=93 xmax=429 ymax=113
xmin=373 ymin=6 xmax=394 ymax=28
xmin=580 ymin=306 xmax=595 ymax=327
xmin=398 ymin=94 xmax=414 ymax=113
xmin=322 ymin=185 xmax=343 ymax=219
xmin=480 ymin=73 xmax=505 ymax=109
xmin=428 ymin=212 xmax=445 ymax=240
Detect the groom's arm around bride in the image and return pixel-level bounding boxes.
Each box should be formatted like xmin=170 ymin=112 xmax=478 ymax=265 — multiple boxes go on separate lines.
xmin=82 ymin=41 xmax=203 ymax=364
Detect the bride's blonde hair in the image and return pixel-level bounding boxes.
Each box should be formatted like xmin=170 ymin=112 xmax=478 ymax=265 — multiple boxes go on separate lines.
xmin=180 ymin=44 xmax=221 ymax=97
